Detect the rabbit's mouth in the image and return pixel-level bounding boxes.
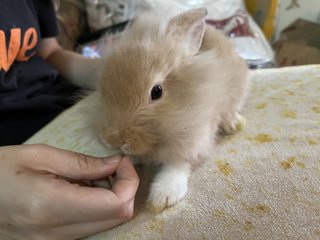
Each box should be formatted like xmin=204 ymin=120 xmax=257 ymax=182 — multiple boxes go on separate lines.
xmin=99 ymin=128 xmax=156 ymax=156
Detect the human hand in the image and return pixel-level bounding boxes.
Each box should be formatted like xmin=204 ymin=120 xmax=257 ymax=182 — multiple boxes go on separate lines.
xmin=0 ymin=144 xmax=139 ymax=240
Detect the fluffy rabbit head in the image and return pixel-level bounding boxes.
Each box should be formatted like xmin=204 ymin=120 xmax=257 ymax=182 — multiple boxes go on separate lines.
xmin=97 ymin=8 xmax=208 ymax=156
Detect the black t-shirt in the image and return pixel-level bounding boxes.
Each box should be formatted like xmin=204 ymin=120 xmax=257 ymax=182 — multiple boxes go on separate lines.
xmin=0 ymin=0 xmax=59 ymax=110
xmin=0 ymin=0 xmax=80 ymax=145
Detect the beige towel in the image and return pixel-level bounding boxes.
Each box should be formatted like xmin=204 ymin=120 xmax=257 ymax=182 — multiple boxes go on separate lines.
xmin=26 ymin=65 xmax=320 ymax=240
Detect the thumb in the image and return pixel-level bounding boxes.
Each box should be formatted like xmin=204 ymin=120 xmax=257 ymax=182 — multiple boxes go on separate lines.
xmin=20 ymin=144 xmax=122 ymax=180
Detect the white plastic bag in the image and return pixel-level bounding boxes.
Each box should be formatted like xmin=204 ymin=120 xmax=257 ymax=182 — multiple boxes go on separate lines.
xmin=83 ymin=0 xmax=274 ymax=68
xmin=142 ymin=0 xmax=275 ymax=68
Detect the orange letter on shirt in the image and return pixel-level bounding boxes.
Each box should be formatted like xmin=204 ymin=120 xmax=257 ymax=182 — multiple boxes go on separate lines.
xmin=16 ymin=27 xmax=37 ymax=62
xmin=0 ymin=28 xmax=21 ymax=72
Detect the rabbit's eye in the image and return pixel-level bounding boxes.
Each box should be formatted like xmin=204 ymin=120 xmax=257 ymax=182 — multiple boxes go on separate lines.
xmin=151 ymin=84 xmax=162 ymax=101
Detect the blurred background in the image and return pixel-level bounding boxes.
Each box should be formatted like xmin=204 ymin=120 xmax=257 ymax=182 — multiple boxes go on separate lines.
xmin=53 ymin=0 xmax=320 ymax=69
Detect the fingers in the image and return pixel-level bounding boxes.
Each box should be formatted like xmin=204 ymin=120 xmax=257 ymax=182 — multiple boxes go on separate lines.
xmin=112 ymin=157 xmax=140 ymax=201
xmin=0 ymin=144 xmax=139 ymax=240
xmin=19 ymin=144 xmax=122 ymax=180
xmin=48 ymin=185 xmax=121 ymax=223
xmin=43 ymin=157 xmax=139 ymax=223
xmin=10 ymin=144 xmax=139 ymax=224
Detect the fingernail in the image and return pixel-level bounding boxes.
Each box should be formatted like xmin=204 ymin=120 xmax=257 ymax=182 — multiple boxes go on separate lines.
xmin=104 ymin=155 xmax=121 ymax=164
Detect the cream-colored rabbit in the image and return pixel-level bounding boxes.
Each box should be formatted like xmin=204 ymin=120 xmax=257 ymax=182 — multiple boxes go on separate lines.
xmin=94 ymin=8 xmax=248 ymax=212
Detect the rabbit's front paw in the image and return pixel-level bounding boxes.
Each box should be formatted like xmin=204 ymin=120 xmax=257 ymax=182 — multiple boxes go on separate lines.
xmin=220 ymin=112 xmax=246 ymax=135
xmin=147 ymin=166 xmax=189 ymax=213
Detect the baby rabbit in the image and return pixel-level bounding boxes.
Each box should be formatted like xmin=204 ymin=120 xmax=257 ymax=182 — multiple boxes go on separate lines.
xmin=94 ymin=8 xmax=248 ymax=212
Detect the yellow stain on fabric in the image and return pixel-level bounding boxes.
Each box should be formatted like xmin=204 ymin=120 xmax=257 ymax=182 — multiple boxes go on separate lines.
xmin=281 ymin=110 xmax=297 ymax=119
xmin=245 ymin=136 xmax=253 ymax=141
xmin=254 ymin=134 xmax=273 ymax=143
xmin=296 ymin=162 xmax=306 ymax=169
xmin=212 ymin=209 xmax=226 ymax=218
xmin=228 ymin=149 xmax=237 ymax=154
xmin=215 ymin=160 xmax=233 ymax=176
xmin=308 ymin=139 xmax=318 ymax=145
xmin=148 ymin=217 xmax=164 ymax=233
xmin=289 ymin=136 xmax=297 ymax=143
xmin=244 ymin=220 xmax=255 ymax=231
xmin=280 ymin=156 xmax=305 ymax=170
xmin=269 ymin=97 xmax=287 ymax=106
xmin=255 ymin=102 xmax=267 ymax=109
xmin=284 ymin=90 xmax=295 ymax=96
xmin=281 ymin=156 xmax=296 ymax=169
xmin=224 ymin=193 xmax=235 ymax=201
xmin=312 ymin=191 xmax=320 ymax=196
xmin=312 ymin=106 xmax=320 ymax=113
xmin=247 ymin=204 xmax=271 ymax=215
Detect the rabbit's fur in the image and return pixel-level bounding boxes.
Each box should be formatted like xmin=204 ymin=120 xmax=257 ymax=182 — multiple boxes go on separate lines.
xmin=94 ymin=8 xmax=248 ymax=212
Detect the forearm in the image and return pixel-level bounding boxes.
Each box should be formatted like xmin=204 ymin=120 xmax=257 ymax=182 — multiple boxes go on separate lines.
xmin=37 ymin=38 xmax=104 ymax=90
xmin=47 ymin=49 xmax=103 ymax=90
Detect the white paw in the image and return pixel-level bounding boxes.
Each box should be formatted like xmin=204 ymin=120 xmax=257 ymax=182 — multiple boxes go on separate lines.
xmin=147 ymin=164 xmax=190 ymax=212
xmin=220 ymin=112 xmax=246 ymax=135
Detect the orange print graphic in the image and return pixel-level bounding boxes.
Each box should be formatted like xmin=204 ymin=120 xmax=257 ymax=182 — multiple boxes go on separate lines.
xmin=0 ymin=27 xmax=38 ymax=72
xmin=0 ymin=28 xmax=21 ymax=72
xmin=17 ymin=28 xmax=37 ymax=61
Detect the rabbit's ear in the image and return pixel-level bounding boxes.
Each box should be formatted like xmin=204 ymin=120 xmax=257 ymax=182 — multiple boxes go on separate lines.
xmin=168 ymin=8 xmax=207 ymax=55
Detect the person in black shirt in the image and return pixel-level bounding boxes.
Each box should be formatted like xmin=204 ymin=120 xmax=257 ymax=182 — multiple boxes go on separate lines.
xmin=0 ymin=0 xmax=98 ymax=145
xmin=0 ymin=1 xmax=139 ymax=239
